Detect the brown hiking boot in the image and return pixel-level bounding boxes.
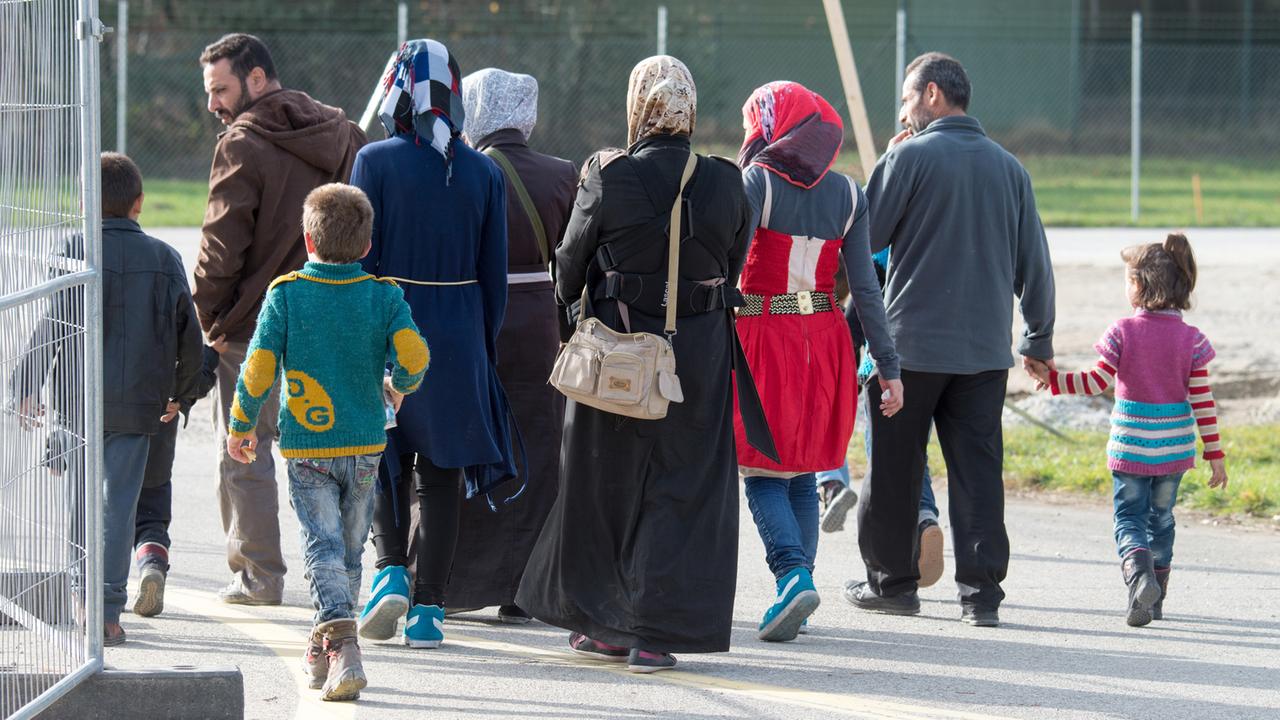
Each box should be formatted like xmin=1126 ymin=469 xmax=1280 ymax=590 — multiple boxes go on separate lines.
xmin=319 ymin=619 xmax=367 ymax=701
xmin=302 ymin=625 xmax=327 ymax=690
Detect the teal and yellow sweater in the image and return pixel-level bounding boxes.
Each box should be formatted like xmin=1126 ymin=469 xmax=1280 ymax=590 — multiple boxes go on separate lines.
xmin=230 ymin=261 xmax=429 ymax=458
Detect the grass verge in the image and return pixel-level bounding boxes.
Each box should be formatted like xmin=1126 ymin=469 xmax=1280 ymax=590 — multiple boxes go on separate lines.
xmin=140 ymin=178 xmax=208 ymax=227
xmin=137 ymin=154 xmax=1279 ymax=228
xmin=1002 ymin=424 xmax=1278 ymax=519
xmin=843 ymin=423 xmax=1279 ymax=519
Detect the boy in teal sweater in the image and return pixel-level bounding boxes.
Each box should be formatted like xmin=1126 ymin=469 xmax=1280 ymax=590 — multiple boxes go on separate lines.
xmin=227 ymin=183 xmax=428 ymax=702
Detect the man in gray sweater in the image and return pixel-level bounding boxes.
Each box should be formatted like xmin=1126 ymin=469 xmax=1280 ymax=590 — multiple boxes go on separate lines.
xmin=845 ymin=53 xmax=1056 ymax=627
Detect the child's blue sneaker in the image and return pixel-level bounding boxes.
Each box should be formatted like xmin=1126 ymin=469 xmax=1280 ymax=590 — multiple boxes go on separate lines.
xmin=404 ymin=604 xmax=445 ymax=649
xmin=358 ymin=565 xmax=410 ymax=641
xmin=758 ymin=567 xmax=820 ymax=642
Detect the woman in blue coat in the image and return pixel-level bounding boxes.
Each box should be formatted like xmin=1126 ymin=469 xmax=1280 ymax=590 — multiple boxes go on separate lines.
xmin=351 ymin=39 xmax=514 ymax=649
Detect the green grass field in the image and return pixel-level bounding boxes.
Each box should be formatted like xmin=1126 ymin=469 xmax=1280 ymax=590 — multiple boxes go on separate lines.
xmin=847 ymin=424 xmax=1279 ymax=520
xmin=1022 ymin=155 xmax=1280 ymax=228
xmin=140 ymin=178 xmax=210 ymax=227
xmin=138 ymin=155 xmax=1280 ymax=228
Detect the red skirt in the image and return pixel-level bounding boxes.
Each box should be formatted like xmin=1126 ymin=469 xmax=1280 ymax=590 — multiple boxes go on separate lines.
xmin=734 ymin=309 xmax=857 ymax=473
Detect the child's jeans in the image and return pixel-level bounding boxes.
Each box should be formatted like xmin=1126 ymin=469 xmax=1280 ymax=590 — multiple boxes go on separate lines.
xmin=103 ymin=432 xmax=152 ymax=624
xmin=744 ymin=473 xmax=819 ymax=579
xmin=287 ymin=454 xmax=380 ymax=624
xmin=1113 ymin=470 xmax=1184 ymax=568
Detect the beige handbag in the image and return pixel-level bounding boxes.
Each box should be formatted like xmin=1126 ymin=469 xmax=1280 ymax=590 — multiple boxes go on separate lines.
xmin=548 ymin=152 xmax=697 ymax=420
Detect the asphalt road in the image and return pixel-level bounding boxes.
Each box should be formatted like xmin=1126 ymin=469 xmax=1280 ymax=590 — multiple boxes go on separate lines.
xmin=103 ymin=416 xmax=1280 ymax=720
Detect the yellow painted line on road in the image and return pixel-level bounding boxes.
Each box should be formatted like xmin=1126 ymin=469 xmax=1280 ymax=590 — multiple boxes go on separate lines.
xmin=165 ymin=588 xmax=353 ymax=720
xmin=444 ymin=631 xmax=1011 ymax=720
xmin=167 ymin=586 xmax=1009 ymax=720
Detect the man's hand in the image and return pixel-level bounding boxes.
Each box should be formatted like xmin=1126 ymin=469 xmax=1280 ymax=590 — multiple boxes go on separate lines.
xmin=1022 ymin=356 xmax=1055 ymax=391
xmin=226 ymin=434 xmax=258 ymax=464
xmin=1207 ymin=457 xmax=1228 ymax=489
xmin=887 ymin=128 xmax=913 ymax=150
xmin=209 ymin=334 xmax=228 ymax=354
xmin=17 ymin=396 xmax=44 ymax=431
xmin=160 ymin=400 xmax=181 ymax=423
xmin=878 ymin=377 xmax=905 ymax=417
xmin=383 ymin=377 xmax=405 ymax=413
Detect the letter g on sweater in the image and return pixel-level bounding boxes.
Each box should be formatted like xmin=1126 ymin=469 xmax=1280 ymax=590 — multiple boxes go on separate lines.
xmin=285 ymin=370 xmax=335 ymax=432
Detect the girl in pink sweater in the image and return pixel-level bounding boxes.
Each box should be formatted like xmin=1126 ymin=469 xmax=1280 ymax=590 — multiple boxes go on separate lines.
xmin=1029 ymin=233 xmax=1228 ymax=627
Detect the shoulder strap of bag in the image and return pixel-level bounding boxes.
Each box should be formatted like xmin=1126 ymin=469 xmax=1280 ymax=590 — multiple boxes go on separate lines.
xmin=665 ymin=152 xmax=698 ymax=337
xmin=575 ymin=151 xmax=698 ymax=327
xmin=484 ymin=147 xmax=550 ymax=266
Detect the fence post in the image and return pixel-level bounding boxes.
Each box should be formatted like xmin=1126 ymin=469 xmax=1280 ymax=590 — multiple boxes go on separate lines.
xmin=80 ymin=0 xmax=107 ymax=668
xmin=115 ymin=0 xmax=127 ymax=154
xmin=1130 ymin=10 xmax=1141 ymax=223
xmin=397 ymin=1 xmax=407 ymax=46
xmin=895 ymin=1 xmax=906 ymax=130
xmin=657 ymin=5 xmax=667 ymax=56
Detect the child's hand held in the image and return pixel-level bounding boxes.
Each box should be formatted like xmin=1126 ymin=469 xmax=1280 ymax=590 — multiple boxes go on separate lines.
xmin=1207 ymin=457 xmax=1228 ymax=489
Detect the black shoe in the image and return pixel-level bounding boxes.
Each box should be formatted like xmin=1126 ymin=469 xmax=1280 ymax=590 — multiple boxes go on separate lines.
xmin=960 ymin=606 xmax=999 ymax=627
xmin=626 ymin=648 xmax=677 ymax=674
xmin=1122 ymin=549 xmax=1160 ymax=628
xmin=1152 ymin=567 xmax=1170 ymax=621
xmin=498 ymin=604 xmax=532 ymax=624
xmin=820 ymin=484 xmax=858 ymax=534
xmin=842 ymin=580 xmax=920 ymax=615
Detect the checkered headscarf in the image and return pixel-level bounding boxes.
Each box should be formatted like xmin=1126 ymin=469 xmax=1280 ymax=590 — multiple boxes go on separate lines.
xmin=378 ymin=39 xmax=465 ymax=180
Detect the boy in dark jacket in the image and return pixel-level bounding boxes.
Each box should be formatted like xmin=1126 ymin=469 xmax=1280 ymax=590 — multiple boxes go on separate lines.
xmin=131 ymin=345 xmax=220 ymax=618
xmin=14 ymin=153 xmax=203 ymax=646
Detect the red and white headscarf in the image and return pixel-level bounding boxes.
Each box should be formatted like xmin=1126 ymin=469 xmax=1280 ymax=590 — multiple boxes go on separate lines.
xmin=738 ymin=81 xmax=844 ymax=189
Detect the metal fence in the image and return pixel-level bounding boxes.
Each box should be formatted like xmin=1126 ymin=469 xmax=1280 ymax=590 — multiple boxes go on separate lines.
xmin=0 ymin=1 xmax=104 ymax=718
xmin=97 ymin=0 xmax=1280 ymax=226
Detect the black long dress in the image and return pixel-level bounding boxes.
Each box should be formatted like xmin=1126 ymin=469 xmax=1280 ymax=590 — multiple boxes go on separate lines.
xmin=516 ymin=134 xmax=754 ymax=654
xmin=441 ymin=130 xmax=577 ymax=608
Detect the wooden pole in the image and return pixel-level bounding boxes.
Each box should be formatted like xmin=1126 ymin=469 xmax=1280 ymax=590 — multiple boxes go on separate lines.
xmin=1192 ymin=173 xmax=1204 ymax=225
xmin=822 ymin=0 xmax=878 ymax=179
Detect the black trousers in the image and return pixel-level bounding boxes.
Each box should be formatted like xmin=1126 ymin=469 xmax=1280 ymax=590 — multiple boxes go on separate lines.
xmin=857 ymin=369 xmax=1010 ymax=609
xmin=371 ymin=454 xmax=463 ymax=607
xmin=134 ymin=418 xmax=176 ymax=562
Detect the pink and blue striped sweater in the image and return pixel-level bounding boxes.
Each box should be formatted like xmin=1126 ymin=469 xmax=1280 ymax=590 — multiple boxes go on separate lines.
xmin=1049 ymin=309 xmax=1224 ymax=476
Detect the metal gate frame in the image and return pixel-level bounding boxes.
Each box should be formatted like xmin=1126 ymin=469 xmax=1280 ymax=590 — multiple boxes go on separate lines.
xmin=1 ymin=1 xmax=105 ymax=717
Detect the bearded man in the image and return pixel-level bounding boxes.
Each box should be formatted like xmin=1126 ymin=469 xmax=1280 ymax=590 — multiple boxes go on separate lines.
xmin=195 ymin=33 xmax=366 ymax=605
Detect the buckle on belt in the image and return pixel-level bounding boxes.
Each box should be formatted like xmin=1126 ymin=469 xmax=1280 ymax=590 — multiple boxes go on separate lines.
xmin=796 ymin=290 xmax=815 ymax=315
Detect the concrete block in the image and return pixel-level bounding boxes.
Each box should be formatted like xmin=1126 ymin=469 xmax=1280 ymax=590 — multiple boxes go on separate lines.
xmin=0 ymin=571 xmax=74 ymax=626
xmin=36 ymin=666 xmax=243 ymax=719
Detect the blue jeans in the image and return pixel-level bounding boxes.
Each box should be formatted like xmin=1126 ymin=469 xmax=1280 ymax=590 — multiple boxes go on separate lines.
xmin=103 ymin=432 xmax=151 ymax=624
xmin=816 ymin=389 xmax=938 ymax=522
xmin=1113 ymin=471 xmax=1183 ymax=568
xmin=288 ymin=454 xmax=380 ymax=623
xmin=744 ymin=474 xmax=819 ymax=579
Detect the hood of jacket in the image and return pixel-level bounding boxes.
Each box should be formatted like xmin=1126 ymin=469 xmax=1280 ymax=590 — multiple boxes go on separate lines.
xmin=228 ymin=88 xmax=359 ymax=175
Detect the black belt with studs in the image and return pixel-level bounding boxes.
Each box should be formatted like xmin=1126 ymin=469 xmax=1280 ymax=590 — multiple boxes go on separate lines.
xmin=737 ymin=290 xmax=836 ymax=317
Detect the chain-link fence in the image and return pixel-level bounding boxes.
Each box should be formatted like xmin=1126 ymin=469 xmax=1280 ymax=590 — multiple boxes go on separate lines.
xmin=98 ymin=0 xmax=1280 ymax=226
xmin=0 ymin=1 xmax=104 ymax=718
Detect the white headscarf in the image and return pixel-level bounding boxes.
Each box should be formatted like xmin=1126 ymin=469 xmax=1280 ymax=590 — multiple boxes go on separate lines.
xmin=462 ymin=68 xmax=539 ymax=143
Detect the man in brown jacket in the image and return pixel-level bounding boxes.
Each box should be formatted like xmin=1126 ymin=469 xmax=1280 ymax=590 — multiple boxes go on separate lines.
xmin=196 ymin=33 xmax=366 ymax=605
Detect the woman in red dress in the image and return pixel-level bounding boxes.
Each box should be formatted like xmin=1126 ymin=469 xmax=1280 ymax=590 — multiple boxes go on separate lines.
xmin=734 ymin=81 xmax=902 ymax=642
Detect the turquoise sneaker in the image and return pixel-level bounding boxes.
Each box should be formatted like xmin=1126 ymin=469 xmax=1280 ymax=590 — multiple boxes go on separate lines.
xmin=358 ymin=565 xmax=410 ymax=641
xmin=758 ymin=567 xmax=820 ymax=642
xmin=404 ymin=604 xmax=445 ymax=649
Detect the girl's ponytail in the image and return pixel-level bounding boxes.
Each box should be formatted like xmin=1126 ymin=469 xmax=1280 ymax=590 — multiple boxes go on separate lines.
xmin=1163 ymin=232 xmax=1197 ymax=296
